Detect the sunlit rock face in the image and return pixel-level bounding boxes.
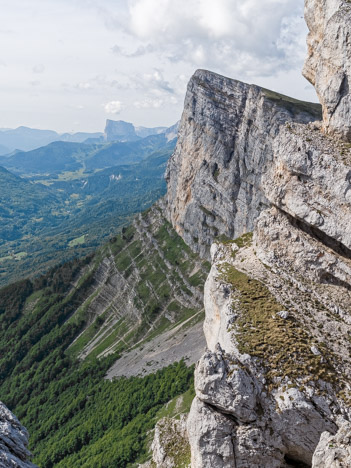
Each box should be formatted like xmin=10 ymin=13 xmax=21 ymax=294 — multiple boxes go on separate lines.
xmin=312 ymin=422 xmax=351 ymax=468
xmin=165 ymin=69 xmax=320 ymax=258
xmin=303 ymin=0 xmax=351 ymax=141
xmin=0 ymin=402 xmax=37 ymax=468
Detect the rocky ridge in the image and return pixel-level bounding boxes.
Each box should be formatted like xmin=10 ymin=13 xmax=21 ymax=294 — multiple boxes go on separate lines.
xmin=0 ymin=402 xmax=37 ymax=468
xmin=153 ymin=0 xmax=351 ymax=466
xmin=65 ymin=202 xmax=208 ymax=371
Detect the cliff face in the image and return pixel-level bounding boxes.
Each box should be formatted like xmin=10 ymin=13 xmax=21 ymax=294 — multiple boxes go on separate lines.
xmin=0 ymin=402 xmax=37 ymax=468
xmin=165 ymin=69 xmax=321 ymax=258
xmin=303 ymin=0 xmax=351 ymax=141
xmin=159 ymin=0 xmax=351 ymax=466
xmin=67 ymin=202 xmax=209 ymax=372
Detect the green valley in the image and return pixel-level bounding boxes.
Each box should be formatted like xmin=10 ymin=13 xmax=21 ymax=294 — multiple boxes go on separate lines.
xmin=0 ymin=137 xmax=176 ymax=287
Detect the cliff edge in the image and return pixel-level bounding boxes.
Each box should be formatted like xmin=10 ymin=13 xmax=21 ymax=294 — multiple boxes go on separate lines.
xmin=154 ymin=0 xmax=351 ymax=466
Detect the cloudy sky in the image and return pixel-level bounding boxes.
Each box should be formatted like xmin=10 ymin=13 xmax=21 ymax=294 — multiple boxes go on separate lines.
xmin=0 ymin=0 xmax=317 ymax=133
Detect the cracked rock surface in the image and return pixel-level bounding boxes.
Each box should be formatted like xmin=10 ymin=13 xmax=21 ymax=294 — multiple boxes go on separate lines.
xmin=303 ymin=0 xmax=351 ymax=141
xmin=165 ymin=69 xmax=320 ymax=258
xmin=0 ymin=402 xmax=37 ymax=468
xmin=312 ymin=421 xmax=351 ymax=467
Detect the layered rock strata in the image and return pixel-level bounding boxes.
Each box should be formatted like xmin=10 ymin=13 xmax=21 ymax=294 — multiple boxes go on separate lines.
xmin=0 ymin=402 xmax=37 ymax=468
xmin=166 ymin=69 xmax=321 ymax=258
xmin=163 ymin=0 xmax=351 ymax=464
xmin=303 ymin=0 xmax=351 ymax=141
xmin=186 ymin=117 xmax=351 ymax=467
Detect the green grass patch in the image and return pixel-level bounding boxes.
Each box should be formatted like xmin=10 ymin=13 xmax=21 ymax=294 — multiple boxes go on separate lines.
xmin=221 ymin=264 xmax=336 ymax=388
xmin=263 ymin=88 xmax=322 ymax=120
xmin=68 ymin=235 xmax=85 ymax=247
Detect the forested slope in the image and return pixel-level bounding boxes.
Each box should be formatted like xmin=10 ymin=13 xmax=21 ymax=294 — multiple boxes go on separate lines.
xmin=0 ymin=205 xmax=208 ymax=467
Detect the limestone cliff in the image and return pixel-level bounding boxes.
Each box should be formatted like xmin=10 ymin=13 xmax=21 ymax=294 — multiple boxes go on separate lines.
xmin=0 ymin=402 xmax=37 ymax=468
xmin=153 ymin=0 xmax=351 ymax=466
xmin=166 ymin=69 xmax=321 ymax=258
xmin=303 ymin=0 xmax=351 ymax=141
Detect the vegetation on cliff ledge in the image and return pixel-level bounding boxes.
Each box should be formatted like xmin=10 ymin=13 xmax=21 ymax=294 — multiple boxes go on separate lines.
xmin=221 ymin=264 xmax=336 ymax=389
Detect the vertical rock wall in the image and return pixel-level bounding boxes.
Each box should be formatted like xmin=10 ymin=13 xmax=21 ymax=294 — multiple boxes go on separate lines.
xmin=303 ymin=0 xmax=351 ymax=141
xmin=165 ymin=69 xmax=321 ymax=258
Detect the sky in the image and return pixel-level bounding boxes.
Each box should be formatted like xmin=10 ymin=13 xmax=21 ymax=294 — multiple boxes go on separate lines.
xmin=0 ymin=0 xmax=317 ymax=133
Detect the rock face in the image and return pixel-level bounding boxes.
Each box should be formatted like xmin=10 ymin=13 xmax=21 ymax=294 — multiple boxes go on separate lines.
xmin=312 ymin=422 xmax=351 ymax=467
xmin=188 ymin=241 xmax=349 ymax=467
xmin=65 ymin=203 xmax=208 ymax=368
xmin=303 ymin=0 xmax=351 ymax=141
xmin=160 ymin=1 xmax=351 ymax=466
xmin=165 ymin=69 xmax=321 ymax=258
xmin=141 ymin=416 xmax=190 ymax=468
xmin=0 ymin=402 xmax=37 ymax=468
xmin=104 ymin=119 xmax=140 ymax=142
xmin=104 ymin=119 xmax=174 ymax=142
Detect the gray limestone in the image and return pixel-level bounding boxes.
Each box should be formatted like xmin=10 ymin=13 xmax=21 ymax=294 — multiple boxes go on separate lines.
xmin=312 ymin=421 xmax=351 ymax=467
xmin=303 ymin=0 xmax=351 ymax=141
xmin=165 ymin=69 xmax=321 ymax=258
xmin=0 ymin=402 xmax=37 ymax=468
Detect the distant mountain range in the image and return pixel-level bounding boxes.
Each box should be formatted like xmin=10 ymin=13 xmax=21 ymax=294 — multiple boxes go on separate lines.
xmin=0 ymin=121 xmax=178 ymax=286
xmin=0 ymin=120 xmax=178 ymax=155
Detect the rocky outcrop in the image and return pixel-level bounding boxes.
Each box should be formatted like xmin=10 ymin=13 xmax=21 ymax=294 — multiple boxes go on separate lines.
xmin=156 ymin=0 xmax=351 ymax=466
xmin=0 ymin=402 xmax=37 ymax=468
xmin=104 ymin=119 xmax=174 ymax=142
xmin=303 ymin=0 xmax=351 ymax=141
xmin=166 ymin=69 xmax=321 ymax=258
xmin=104 ymin=120 xmax=140 ymax=142
xmin=186 ymin=122 xmax=351 ymax=465
xmin=263 ymin=121 xmax=351 ymax=253
xmin=312 ymin=422 xmax=351 ymax=467
xmin=188 ymin=241 xmax=349 ymax=467
xmin=141 ymin=416 xmax=190 ymax=468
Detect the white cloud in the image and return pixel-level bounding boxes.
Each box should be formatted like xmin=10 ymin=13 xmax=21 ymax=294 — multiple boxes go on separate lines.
xmin=77 ymin=82 xmax=93 ymax=90
xmin=111 ymin=43 xmax=154 ymax=57
xmin=0 ymin=0 xmax=316 ymax=132
xmin=134 ymin=98 xmax=163 ymax=109
xmin=123 ymin=0 xmax=306 ymax=78
xmin=33 ymin=64 xmax=45 ymax=74
xmin=104 ymin=100 xmax=123 ymax=114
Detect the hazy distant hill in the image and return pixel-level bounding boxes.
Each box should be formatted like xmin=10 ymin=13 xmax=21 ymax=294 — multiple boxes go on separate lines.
xmin=104 ymin=119 xmax=167 ymax=142
xmin=0 ymin=141 xmax=102 ymax=175
xmin=0 ymin=144 xmax=10 ymax=155
xmin=0 ymin=124 xmax=177 ymax=175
